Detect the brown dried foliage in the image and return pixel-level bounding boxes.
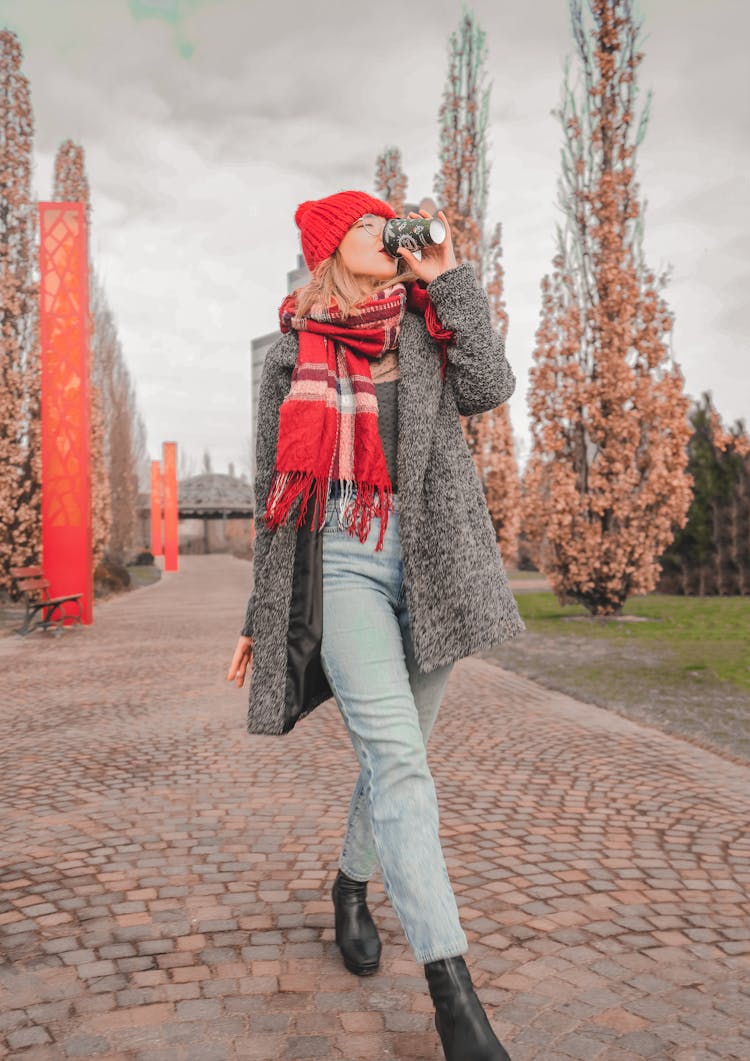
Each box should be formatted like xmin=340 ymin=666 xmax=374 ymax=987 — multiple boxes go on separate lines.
xmin=523 ymin=0 xmax=693 ymax=614
xmin=54 ymin=140 xmax=146 ymax=562
xmin=90 ymin=275 xmax=143 ymax=562
xmin=434 ymin=11 xmax=487 ymax=276
xmin=53 ymin=140 xmax=90 ymax=220
xmin=374 ymin=147 xmax=407 ymax=216
xmin=53 ymin=139 xmax=112 ymax=566
xmin=0 ymin=30 xmax=40 ymax=595
xmin=433 ymin=11 xmax=521 ymax=561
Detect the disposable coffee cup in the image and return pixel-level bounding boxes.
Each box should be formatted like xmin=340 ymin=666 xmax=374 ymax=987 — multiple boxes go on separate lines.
xmin=382 ymin=216 xmax=447 ymax=260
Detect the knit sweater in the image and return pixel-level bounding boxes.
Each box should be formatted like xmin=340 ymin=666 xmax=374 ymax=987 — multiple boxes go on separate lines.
xmin=241 ymin=262 xmax=525 ymax=735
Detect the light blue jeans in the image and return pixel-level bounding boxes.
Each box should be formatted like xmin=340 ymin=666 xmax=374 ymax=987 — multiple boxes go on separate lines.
xmin=320 ymin=491 xmax=469 ymax=964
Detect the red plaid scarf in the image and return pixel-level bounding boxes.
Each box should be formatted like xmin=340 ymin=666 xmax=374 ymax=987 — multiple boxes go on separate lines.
xmin=264 ymin=281 xmax=453 ymax=550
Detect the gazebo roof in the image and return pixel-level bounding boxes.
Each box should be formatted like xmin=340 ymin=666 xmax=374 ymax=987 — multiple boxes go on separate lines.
xmin=177 ymin=473 xmax=255 ymax=516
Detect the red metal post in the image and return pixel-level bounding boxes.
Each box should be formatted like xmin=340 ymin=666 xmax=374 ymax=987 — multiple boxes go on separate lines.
xmin=150 ymin=460 xmax=163 ymax=556
xmin=38 ymin=202 xmax=93 ymax=625
xmin=163 ymin=442 xmax=178 ymax=571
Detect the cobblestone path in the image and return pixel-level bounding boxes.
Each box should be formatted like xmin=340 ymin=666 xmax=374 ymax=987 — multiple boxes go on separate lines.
xmin=0 ymin=555 xmax=748 ymax=1060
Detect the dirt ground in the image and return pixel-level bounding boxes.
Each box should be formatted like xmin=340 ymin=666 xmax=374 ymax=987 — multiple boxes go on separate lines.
xmin=481 ymin=628 xmax=750 ymax=764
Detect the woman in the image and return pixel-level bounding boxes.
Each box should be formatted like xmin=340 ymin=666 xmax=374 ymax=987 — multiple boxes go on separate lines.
xmin=228 ymin=189 xmax=525 ymax=1061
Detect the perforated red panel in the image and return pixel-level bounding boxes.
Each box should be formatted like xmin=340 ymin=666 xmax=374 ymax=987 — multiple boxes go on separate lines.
xmin=38 ymin=202 xmax=93 ymax=624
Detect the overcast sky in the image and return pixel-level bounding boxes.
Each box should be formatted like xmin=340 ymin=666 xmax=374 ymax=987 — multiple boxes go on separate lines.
xmin=1 ymin=0 xmax=748 ymax=477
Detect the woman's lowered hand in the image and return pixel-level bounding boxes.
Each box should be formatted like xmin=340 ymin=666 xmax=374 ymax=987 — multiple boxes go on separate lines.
xmin=227 ymin=635 xmax=253 ymax=688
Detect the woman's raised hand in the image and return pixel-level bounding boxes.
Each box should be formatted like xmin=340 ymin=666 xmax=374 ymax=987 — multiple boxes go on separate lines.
xmin=396 ymin=208 xmax=457 ymax=285
xmin=227 ymin=635 xmax=253 ymax=688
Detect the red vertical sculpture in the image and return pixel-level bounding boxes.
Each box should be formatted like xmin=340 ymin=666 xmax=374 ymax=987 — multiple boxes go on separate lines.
xmin=38 ymin=202 xmax=93 ymax=625
xmin=163 ymin=442 xmax=178 ymax=571
xmin=150 ymin=460 xmax=163 ymax=556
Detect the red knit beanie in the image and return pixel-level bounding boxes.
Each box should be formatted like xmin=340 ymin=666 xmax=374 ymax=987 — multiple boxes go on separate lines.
xmin=294 ymin=190 xmax=396 ymax=272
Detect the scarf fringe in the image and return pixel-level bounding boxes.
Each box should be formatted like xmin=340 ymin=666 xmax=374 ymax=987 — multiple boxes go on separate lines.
xmin=264 ymin=470 xmax=328 ymax=532
xmin=343 ymin=480 xmax=394 ymax=552
xmin=265 ymin=471 xmax=394 ymax=551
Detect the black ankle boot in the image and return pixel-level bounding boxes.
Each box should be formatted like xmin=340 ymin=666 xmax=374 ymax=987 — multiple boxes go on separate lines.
xmin=331 ymin=869 xmax=381 ymax=976
xmin=425 ymin=955 xmax=511 ymax=1060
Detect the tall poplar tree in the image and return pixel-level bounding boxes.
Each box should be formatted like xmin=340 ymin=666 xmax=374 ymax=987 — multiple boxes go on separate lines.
xmin=53 ymin=139 xmax=112 ymax=569
xmin=0 ymin=30 xmax=39 ymax=594
xmin=374 ymin=146 xmax=407 ymax=215
xmin=659 ymin=395 xmax=750 ymax=596
xmin=434 ymin=10 xmax=488 ymax=273
xmin=90 ymin=279 xmax=143 ymax=562
xmin=53 ymin=138 xmax=145 ymax=564
xmin=433 ymin=8 xmax=521 ymax=563
xmin=523 ymin=0 xmax=693 ymax=614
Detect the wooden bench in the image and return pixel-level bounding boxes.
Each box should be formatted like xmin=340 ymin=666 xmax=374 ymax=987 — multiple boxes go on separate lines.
xmin=9 ymin=566 xmax=84 ymax=636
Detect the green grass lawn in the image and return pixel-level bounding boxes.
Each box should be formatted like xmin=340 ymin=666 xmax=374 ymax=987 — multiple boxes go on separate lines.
xmin=126 ymin=564 xmax=162 ymax=589
xmin=515 ymin=592 xmax=750 ymax=692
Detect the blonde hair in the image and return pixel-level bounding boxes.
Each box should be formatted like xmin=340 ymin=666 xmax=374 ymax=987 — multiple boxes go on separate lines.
xmin=293 ymin=249 xmax=421 ymax=319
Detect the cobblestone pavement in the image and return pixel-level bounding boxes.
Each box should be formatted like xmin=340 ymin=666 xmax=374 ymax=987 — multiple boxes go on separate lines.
xmin=1 ymin=555 xmax=748 ymax=1061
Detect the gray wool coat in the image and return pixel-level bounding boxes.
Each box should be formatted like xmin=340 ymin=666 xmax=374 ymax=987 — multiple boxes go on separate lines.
xmin=241 ymin=261 xmax=526 ymax=736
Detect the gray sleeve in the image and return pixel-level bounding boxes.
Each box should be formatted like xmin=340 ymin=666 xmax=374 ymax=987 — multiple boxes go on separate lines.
xmin=426 ymin=262 xmax=516 ymax=416
xmin=240 ymin=335 xmax=294 ymax=638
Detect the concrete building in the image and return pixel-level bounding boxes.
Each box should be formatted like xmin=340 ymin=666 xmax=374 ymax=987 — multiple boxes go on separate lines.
xmin=250 ymin=253 xmax=310 ymax=480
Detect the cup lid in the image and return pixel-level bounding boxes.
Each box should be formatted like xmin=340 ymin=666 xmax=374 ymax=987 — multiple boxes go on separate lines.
xmin=429 ymin=219 xmax=447 ymax=244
